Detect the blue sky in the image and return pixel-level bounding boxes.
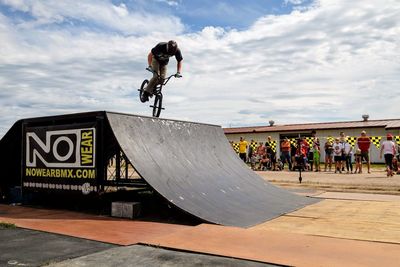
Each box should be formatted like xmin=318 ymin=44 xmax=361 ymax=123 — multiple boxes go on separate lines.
xmin=0 ymin=0 xmax=399 ymax=137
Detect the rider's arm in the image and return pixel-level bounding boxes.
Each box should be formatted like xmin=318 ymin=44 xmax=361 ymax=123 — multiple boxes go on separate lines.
xmin=148 ymin=52 xmax=153 ymax=67
xmin=177 ymin=60 xmax=182 ymax=73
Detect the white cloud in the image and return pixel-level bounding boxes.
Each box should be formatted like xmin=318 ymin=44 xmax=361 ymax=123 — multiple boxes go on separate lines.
xmin=0 ymin=0 xmax=399 ymax=137
xmin=154 ymin=0 xmax=180 ymax=7
xmin=1 ymin=0 xmax=184 ymax=34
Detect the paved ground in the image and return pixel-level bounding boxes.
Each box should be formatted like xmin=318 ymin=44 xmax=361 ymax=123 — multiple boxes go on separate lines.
xmin=0 ymin=227 xmax=114 ymax=267
xmin=47 ymin=245 xmax=277 ymax=267
xmin=0 ymin=226 xmax=277 ymax=267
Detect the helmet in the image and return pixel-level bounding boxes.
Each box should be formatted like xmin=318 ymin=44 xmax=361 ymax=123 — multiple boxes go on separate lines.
xmin=167 ymin=40 xmax=178 ymax=54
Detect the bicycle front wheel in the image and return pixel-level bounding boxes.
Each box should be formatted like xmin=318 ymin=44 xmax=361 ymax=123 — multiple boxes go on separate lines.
xmin=152 ymin=93 xmax=163 ymax=117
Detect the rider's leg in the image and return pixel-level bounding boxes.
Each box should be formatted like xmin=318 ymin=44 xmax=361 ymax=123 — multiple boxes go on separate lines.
xmin=159 ymin=64 xmax=167 ymax=80
xmin=145 ymin=57 xmax=161 ymax=94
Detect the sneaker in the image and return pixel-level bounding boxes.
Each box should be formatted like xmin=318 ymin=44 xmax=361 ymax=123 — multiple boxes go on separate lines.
xmin=140 ymin=91 xmax=150 ymax=102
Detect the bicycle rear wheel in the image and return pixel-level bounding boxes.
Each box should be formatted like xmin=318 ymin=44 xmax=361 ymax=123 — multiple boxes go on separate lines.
xmin=152 ymin=93 xmax=163 ymax=117
xmin=139 ymin=79 xmax=149 ymax=103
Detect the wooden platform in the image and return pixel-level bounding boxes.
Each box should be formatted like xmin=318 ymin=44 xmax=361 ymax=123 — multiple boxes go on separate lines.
xmin=142 ymin=224 xmax=400 ymax=267
xmin=253 ymin=199 xmax=400 ymax=244
xmin=314 ymin=191 xmax=400 ymax=201
xmin=2 ymin=195 xmax=400 ymax=266
xmin=0 ymin=204 xmax=190 ymax=245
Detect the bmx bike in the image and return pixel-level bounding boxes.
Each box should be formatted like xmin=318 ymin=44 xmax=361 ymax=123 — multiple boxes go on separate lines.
xmin=138 ymin=67 xmax=179 ymax=118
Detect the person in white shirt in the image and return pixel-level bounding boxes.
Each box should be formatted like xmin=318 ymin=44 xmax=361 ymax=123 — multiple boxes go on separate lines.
xmin=380 ymin=133 xmax=396 ymax=177
xmin=333 ymin=138 xmax=343 ymax=173
xmin=343 ymin=137 xmax=353 ymax=174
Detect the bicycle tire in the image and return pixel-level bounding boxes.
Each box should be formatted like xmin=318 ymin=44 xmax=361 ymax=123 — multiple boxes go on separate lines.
xmin=139 ymin=79 xmax=149 ymax=103
xmin=152 ymin=93 xmax=163 ymax=117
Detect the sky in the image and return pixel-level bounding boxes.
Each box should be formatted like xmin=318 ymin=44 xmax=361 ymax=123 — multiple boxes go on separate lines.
xmin=0 ymin=0 xmax=399 ymax=137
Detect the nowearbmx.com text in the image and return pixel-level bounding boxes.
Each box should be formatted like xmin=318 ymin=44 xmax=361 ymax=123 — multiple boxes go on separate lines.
xmin=25 ymin=168 xmax=96 ymax=179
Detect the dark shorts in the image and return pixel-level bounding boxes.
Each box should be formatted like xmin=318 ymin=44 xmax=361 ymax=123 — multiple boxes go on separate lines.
xmin=268 ymin=153 xmax=276 ymax=163
xmin=239 ymin=153 xmax=246 ymax=162
xmin=361 ymin=151 xmax=369 ymax=162
xmin=334 ymin=155 xmax=342 ymax=162
xmin=325 ymin=151 xmax=333 ymax=157
xmin=384 ymin=154 xmax=394 ymax=169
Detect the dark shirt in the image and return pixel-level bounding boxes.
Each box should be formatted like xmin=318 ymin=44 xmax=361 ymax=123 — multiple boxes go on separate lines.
xmin=324 ymin=142 xmax=333 ymax=154
xmin=151 ymin=42 xmax=183 ymax=66
xmin=265 ymin=142 xmax=273 ymax=154
xmin=290 ymin=143 xmax=297 ymax=155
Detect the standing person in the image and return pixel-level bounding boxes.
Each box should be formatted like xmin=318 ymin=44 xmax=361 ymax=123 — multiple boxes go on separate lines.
xmin=290 ymin=141 xmax=297 ymax=171
xmin=296 ymin=137 xmax=309 ymax=170
xmin=280 ymin=137 xmax=292 ymax=171
xmin=313 ymin=137 xmax=321 ymax=172
xmin=238 ymin=137 xmax=248 ymax=163
xmin=256 ymin=142 xmax=266 ymax=170
xmin=247 ymin=139 xmax=255 ymax=163
xmin=324 ymin=137 xmax=334 ymax=171
xmin=343 ymin=137 xmax=353 ymax=174
xmin=250 ymin=152 xmax=258 ymax=171
xmin=332 ymin=137 xmax=343 ymax=173
xmin=265 ymin=136 xmax=277 ymax=171
xmin=339 ymin=132 xmax=346 ymax=172
xmin=380 ymin=133 xmax=396 ymax=177
xmin=307 ymin=130 xmax=317 ymax=171
xmin=141 ymin=40 xmax=183 ymax=102
xmin=357 ymin=130 xmax=372 ymax=173
xmin=354 ymin=148 xmax=362 ymax=174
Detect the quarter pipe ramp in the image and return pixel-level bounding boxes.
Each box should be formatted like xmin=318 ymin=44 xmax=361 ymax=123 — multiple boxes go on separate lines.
xmin=106 ymin=112 xmax=318 ymax=227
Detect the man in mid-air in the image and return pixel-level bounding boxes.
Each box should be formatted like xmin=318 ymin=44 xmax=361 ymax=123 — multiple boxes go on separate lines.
xmin=141 ymin=40 xmax=183 ymax=102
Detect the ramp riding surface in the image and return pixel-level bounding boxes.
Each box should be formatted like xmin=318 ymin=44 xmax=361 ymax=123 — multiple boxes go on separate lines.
xmin=106 ymin=112 xmax=318 ymax=227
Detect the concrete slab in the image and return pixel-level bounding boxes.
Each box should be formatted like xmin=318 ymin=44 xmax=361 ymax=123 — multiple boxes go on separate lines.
xmin=0 ymin=227 xmax=114 ymax=267
xmin=48 ymin=244 xmax=278 ymax=267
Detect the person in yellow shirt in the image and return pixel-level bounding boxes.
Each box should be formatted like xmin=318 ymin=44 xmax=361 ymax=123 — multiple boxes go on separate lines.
xmin=239 ymin=137 xmax=248 ymax=162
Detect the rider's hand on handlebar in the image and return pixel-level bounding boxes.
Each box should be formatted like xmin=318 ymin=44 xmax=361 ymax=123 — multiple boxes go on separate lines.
xmin=175 ymin=72 xmax=182 ymax=78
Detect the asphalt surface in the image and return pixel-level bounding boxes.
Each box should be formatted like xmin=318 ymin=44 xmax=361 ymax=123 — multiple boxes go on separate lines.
xmin=48 ymin=244 xmax=279 ymax=267
xmin=0 ymin=226 xmax=280 ymax=267
xmin=0 ymin=227 xmax=114 ymax=267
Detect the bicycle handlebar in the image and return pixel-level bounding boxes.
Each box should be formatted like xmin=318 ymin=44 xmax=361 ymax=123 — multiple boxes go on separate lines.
xmin=146 ymin=67 xmax=182 ymax=79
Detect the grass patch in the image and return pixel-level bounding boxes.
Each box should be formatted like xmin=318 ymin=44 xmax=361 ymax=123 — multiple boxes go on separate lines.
xmin=0 ymin=222 xmax=16 ymax=229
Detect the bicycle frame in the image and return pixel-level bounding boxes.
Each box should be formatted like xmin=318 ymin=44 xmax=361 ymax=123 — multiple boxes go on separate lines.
xmin=146 ymin=68 xmax=176 ymax=91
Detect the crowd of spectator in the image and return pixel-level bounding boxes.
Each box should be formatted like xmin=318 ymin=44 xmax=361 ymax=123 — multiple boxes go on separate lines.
xmin=231 ymin=130 xmax=400 ymax=176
